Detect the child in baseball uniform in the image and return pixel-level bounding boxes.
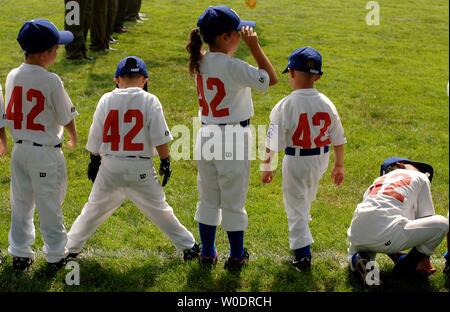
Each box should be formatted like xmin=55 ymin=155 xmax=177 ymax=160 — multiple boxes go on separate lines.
xmin=186 ymin=5 xmax=277 ymax=270
xmin=5 ymin=19 xmax=78 ymax=270
xmin=0 ymin=84 xmax=5 ymax=265
xmin=444 ymin=213 xmax=449 ymax=274
xmin=0 ymin=83 xmax=7 ymax=156
xmin=66 ymin=56 xmax=200 ymax=261
xmin=347 ymin=157 xmax=448 ymax=284
xmin=262 ymin=47 xmax=346 ymax=271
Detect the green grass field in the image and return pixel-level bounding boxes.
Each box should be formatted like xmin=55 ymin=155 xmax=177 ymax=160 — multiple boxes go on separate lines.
xmin=0 ymin=0 xmax=448 ymax=292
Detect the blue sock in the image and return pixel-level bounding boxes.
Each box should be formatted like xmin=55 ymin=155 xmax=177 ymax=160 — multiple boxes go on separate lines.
xmin=351 ymin=252 xmax=359 ymax=267
xmin=227 ymin=231 xmax=244 ymax=260
xmin=445 ymin=251 xmax=449 ymax=260
xmin=199 ymin=223 xmax=216 ymax=258
xmin=294 ymin=245 xmax=311 ymax=260
xmin=192 ymin=243 xmax=200 ymax=252
xmin=398 ymin=254 xmax=407 ymax=263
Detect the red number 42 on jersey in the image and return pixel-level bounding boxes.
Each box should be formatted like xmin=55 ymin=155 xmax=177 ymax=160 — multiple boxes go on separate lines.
xmin=6 ymin=86 xmax=45 ymax=132
xmin=292 ymin=112 xmax=331 ymax=149
xmin=103 ymin=109 xmax=144 ymax=151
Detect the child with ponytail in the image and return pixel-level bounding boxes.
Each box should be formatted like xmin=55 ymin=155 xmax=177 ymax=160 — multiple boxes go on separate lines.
xmin=186 ymin=5 xmax=277 ymax=271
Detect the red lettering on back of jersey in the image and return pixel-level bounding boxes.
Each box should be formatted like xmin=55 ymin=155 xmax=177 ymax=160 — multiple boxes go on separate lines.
xmin=196 ymin=75 xmax=229 ymax=118
xmin=123 ymin=110 xmax=144 ymax=151
xmin=312 ymin=112 xmax=331 ymax=147
xmin=26 ymin=89 xmax=45 ymax=132
xmin=292 ymin=112 xmax=332 ymax=149
xmin=103 ymin=110 xmax=120 ymax=151
xmin=292 ymin=113 xmax=311 ymax=149
xmin=7 ymin=86 xmax=45 ymax=132
xmin=369 ymin=173 xmax=412 ymax=203
xmin=6 ymin=86 xmax=24 ymax=129
xmin=206 ymin=78 xmax=228 ymax=117
xmin=197 ymin=75 xmax=209 ymax=117
xmin=103 ymin=109 xmax=145 ymax=152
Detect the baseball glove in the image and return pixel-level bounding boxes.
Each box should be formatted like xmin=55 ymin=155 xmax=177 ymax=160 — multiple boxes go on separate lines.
xmin=87 ymin=154 xmax=101 ymax=182
xmin=159 ymin=156 xmax=172 ymax=186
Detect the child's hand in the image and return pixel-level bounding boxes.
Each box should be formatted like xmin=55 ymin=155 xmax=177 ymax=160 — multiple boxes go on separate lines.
xmin=261 ymin=170 xmax=273 ymax=184
xmin=67 ymin=134 xmax=78 ymax=147
xmin=331 ymin=165 xmax=345 ymax=186
xmin=241 ymin=26 xmax=259 ymax=50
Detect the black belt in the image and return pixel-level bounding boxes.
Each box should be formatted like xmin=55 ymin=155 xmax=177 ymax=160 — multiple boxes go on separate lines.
xmin=126 ymin=156 xmax=151 ymax=159
xmin=16 ymin=140 xmax=62 ymax=148
xmin=202 ymin=119 xmax=250 ymax=128
xmin=285 ymin=146 xmax=329 ymax=156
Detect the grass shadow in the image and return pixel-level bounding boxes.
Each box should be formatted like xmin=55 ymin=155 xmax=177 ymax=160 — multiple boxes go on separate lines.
xmin=0 ymin=255 xmax=177 ymax=292
xmin=214 ymin=269 xmax=243 ymax=292
xmin=182 ymin=262 xmax=216 ymax=292
xmin=0 ymin=258 xmax=59 ymax=292
xmin=344 ymin=266 xmax=435 ymax=292
xmin=182 ymin=261 xmax=244 ymax=292
xmin=61 ymin=257 xmax=172 ymax=292
xmin=270 ymin=259 xmax=317 ymax=292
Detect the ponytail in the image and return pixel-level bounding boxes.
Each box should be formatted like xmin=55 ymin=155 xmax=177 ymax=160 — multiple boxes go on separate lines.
xmin=186 ymin=28 xmax=203 ymax=76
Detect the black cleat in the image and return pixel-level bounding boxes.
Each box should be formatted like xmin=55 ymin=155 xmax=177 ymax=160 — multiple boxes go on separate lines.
xmin=66 ymin=253 xmax=79 ymax=260
xmin=13 ymin=257 xmax=34 ymax=271
xmin=292 ymin=256 xmax=311 ymax=272
xmin=224 ymin=249 xmax=249 ymax=272
xmin=183 ymin=243 xmax=200 ymax=262
xmin=48 ymin=258 xmax=66 ymax=271
xmin=199 ymin=251 xmax=218 ymax=266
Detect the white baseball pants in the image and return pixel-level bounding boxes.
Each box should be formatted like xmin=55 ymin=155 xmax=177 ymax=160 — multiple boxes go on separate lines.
xmin=194 ymin=125 xmax=252 ymax=231
xmin=66 ymin=156 xmax=195 ymax=253
xmin=282 ymin=152 xmax=329 ymax=250
xmin=347 ymin=215 xmax=449 ymax=269
xmin=8 ymin=142 xmax=69 ymax=263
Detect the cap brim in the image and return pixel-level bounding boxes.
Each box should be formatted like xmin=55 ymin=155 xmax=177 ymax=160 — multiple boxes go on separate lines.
xmin=237 ymin=20 xmax=256 ymax=30
xmin=382 ymin=157 xmax=434 ymax=182
xmin=282 ymin=67 xmax=289 ymax=74
xmin=409 ymin=161 xmax=434 ymax=182
xmin=57 ymin=31 xmax=74 ymax=45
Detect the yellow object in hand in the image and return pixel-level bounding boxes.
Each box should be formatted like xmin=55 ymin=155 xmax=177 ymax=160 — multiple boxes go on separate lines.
xmin=245 ymin=0 xmax=257 ymax=9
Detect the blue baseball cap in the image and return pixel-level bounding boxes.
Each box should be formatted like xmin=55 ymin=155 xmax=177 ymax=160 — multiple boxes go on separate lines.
xmin=17 ymin=19 xmax=74 ymax=54
xmin=115 ymin=56 xmax=148 ymax=78
xmin=197 ymin=6 xmax=255 ymax=38
xmin=380 ymin=157 xmax=434 ymax=182
xmin=282 ymin=47 xmax=323 ymax=75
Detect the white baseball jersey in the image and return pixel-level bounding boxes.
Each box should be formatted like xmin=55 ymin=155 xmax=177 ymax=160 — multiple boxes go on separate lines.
xmin=67 ymin=87 xmax=196 ymax=254
xmin=194 ymin=52 xmax=269 ymax=231
xmin=264 ymin=88 xmax=346 ymax=250
xmin=348 ymin=169 xmax=435 ymax=246
xmin=5 ymin=64 xmax=78 ymax=145
xmin=196 ymin=52 xmax=269 ymax=124
xmin=6 ymin=64 xmax=77 ymax=263
xmin=86 ymin=87 xmax=173 ymax=157
xmin=0 ymin=83 xmax=6 ymax=128
xmin=266 ymin=89 xmax=346 ymax=152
